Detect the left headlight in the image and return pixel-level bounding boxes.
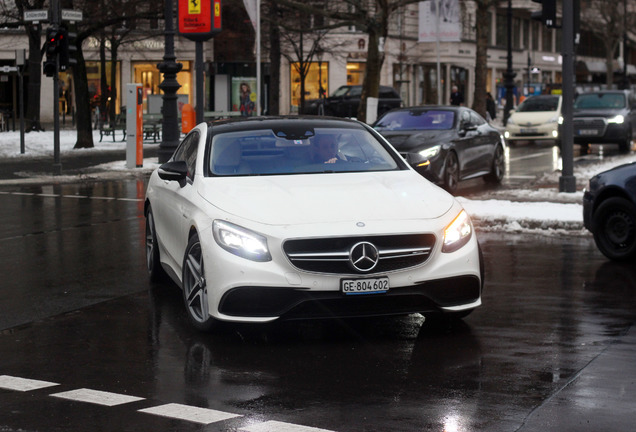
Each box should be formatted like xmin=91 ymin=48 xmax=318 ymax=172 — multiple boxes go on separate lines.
xmin=419 ymin=145 xmax=441 ymax=159
xmin=608 ymin=114 xmax=625 ymax=124
xmin=442 ymin=210 xmax=473 ymax=253
xmin=213 ymin=220 xmax=272 ymax=262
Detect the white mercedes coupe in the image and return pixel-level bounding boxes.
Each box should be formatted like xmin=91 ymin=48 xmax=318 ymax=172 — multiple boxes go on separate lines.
xmin=144 ymin=117 xmax=483 ymax=331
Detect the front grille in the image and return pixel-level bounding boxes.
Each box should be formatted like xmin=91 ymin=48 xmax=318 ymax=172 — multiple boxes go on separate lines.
xmin=283 ymin=234 xmax=436 ymax=274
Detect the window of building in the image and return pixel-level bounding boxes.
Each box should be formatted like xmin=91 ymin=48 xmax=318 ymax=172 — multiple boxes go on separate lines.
xmin=531 ymin=21 xmax=540 ymax=51
xmin=542 ymin=27 xmax=552 ymax=52
xmin=134 ymin=61 xmax=191 ymax=113
xmin=347 ymin=62 xmax=366 ymax=85
xmin=85 ymin=61 xmax=121 ymax=114
xmin=513 ymin=17 xmax=522 ymax=49
xmin=495 ymin=12 xmax=506 ymax=48
xmin=290 ymin=62 xmax=329 ymax=109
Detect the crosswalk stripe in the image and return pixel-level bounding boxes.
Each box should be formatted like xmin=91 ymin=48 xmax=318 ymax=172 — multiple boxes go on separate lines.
xmin=1 ymin=375 xmax=337 ymax=431
xmin=0 ymin=375 xmax=59 ymax=392
xmin=50 ymin=388 xmax=145 ymax=406
xmin=240 ymin=420 xmax=336 ymax=432
xmin=138 ymin=403 xmax=241 ymax=424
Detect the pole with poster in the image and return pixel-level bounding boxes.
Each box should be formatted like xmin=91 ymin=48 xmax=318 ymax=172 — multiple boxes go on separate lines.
xmin=126 ymin=84 xmax=143 ymax=169
xmin=177 ymin=0 xmax=222 ymax=123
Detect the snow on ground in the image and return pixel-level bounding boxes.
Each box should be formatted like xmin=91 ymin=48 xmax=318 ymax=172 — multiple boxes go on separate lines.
xmin=0 ymin=129 xmax=635 ymax=235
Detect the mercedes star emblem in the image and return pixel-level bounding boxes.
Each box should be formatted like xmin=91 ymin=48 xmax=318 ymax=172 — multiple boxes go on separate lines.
xmin=349 ymin=241 xmax=380 ymax=272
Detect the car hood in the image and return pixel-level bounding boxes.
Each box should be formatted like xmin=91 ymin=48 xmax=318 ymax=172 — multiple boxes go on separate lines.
xmin=509 ymin=111 xmax=559 ymax=124
xmin=378 ymin=130 xmax=454 ymax=152
xmin=197 ymin=171 xmax=455 ymax=226
xmin=573 ymin=108 xmax=626 ymax=118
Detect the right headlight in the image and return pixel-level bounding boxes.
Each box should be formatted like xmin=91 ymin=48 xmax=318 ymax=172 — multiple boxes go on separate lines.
xmin=419 ymin=145 xmax=441 ymax=159
xmin=213 ymin=220 xmax=271 ymax=262
xmin=442 ymin=210 xmax=473 ymax=253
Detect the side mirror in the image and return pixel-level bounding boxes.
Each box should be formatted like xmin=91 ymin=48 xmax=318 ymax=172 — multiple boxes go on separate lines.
xmin=158 ymin=160 xmax=188 ymax=183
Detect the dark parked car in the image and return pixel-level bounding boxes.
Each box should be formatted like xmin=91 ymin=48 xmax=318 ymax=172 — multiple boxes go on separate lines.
xmin=302 ymin=85 xmax=402 ymax=118
xmin=583 ymin=162 xmax=636 ymax=261
xmin=569 ymin=90 xmax=636 ymax=153
xmin=374 ymin=106 xmax=506 ymax=194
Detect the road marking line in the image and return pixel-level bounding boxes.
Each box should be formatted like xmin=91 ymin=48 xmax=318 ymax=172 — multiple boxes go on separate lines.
xmin=139 ymin=403 xmax=241 ymax=424
xmin=50 ymin=388 xmax=145 ymax=406
xmin=0 ymin=375 xmax=60 ymax=392
xmin=0 ymin=191 xmax=142 ymax=202
xmin=240 ymin=420 xmax=336 ymax=432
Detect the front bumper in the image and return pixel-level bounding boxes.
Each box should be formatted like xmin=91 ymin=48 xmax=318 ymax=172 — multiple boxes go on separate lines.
xmin=505 ymin=122 xmax=558 ymax=141
xmin=202 ymin=220 xmax=482 ymax=323
xmin=582 ymin=189 xmax=595 ymax=232
xmin=571 ymin=119 xmax=630 ymax=145
xmin=219 ymin=275 xmax=481 ymax=319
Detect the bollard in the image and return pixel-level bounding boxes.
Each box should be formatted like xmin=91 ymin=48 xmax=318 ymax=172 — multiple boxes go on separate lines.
xmin=181 ymin=103 xmax=195 ymax=134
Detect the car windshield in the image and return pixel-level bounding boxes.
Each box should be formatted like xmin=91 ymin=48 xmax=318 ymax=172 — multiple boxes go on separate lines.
xmin=374 ymin=110 xmax=455 ymax=131
xmin=574 ymin=93 xmax=626 ymax=109
xmin=330 ymin=86 xmax=351 ymax=97
xmin=517 ymin=96 xmax=559 ymax=112
xmin=208 ymin=127 xmax=400 ymax=176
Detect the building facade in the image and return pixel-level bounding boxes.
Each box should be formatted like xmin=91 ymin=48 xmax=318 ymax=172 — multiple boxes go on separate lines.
xmin=0 ymin=0 xmax=632 ymax=128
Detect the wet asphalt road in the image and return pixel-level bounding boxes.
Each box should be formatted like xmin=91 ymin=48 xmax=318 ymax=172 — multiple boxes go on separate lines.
xmin=0 ymin=142 xmax=635 ymax=431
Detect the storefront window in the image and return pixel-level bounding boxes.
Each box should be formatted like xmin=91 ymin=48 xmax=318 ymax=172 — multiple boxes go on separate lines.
xmin=85 ymin=61 xmax=121 ymax=114
xmin=134 ymin=61 xmax=191 ymax=113
xmin=290 ymin=62 xmax=329 ymax=109
xmin=346 ymin=62 xmax=365 ymax=85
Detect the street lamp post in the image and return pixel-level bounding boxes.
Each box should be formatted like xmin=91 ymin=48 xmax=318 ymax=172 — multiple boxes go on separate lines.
xmin=503 ymin=0 xmax=516 ymax=126
xmin=157 ymin=0 xmax=183 ymax=163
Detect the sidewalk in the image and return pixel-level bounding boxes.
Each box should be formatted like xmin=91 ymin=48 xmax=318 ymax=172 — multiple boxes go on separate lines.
xmin=0 ymin=129 xmax=161 ymax=184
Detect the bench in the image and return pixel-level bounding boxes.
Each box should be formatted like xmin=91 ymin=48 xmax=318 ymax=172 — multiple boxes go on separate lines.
xmin=143 ymin=113 xmax=162 ymax=143
xmin=99 ymin=112 xmax=126 ymax=142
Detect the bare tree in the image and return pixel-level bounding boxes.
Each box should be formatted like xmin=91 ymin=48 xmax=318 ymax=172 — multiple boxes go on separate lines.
xmin=583 ymin=0 xmax=635 ymax=88
xmin=64 ymin=0 xmax=162 ymax=148
xmin=1 ymin=0 xmax=48 ymax=131
xmin=472 ymin=0 xmax=498 ymax=119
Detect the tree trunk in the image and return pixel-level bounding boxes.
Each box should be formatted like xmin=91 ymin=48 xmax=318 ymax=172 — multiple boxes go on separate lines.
xmin=109 ymin=39 xmax=119 ymax=123
xmin=268 ymin=2 xmax=281 ymax=115
xmin=73 ymin=41 xmax=95 ymax=149
xmin=358 ymin=26 xmax=385 ymax=123
xmin=26 ymin=25 xmax=44 ymax=132
xmin=472 ymin=4 xmax=489 ymax=119
xmin=99 ymin=36 xmax=109 ymax=125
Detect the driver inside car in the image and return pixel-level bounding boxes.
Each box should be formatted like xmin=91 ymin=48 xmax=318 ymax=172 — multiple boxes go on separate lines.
xmin=312 ymin=134 xmax=347 ymax=164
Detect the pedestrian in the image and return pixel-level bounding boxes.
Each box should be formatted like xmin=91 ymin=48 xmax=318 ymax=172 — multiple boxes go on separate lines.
xmin=486 ymin=93 xmax=497 ymax=121
xmin=450 ymin=85 xmax=464 ymax=106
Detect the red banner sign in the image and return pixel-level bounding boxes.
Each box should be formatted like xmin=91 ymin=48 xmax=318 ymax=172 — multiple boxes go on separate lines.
xmin=178 ymin=0 xmax=222 ymax=41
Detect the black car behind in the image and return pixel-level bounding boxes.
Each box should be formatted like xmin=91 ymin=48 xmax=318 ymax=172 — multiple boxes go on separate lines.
xmin=302 ymin=85 xmax=402 ymax=118
xmin=583 ymin=161 xmax=636 ymax=261
xmin=374 ymin=106 xmax=506 ymax=194
xmin=570 ymin=90 xmax=636 ymax=153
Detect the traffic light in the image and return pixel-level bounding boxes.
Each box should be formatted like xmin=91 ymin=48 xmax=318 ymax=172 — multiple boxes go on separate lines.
xmin=531 ymin=0 xmax=557 ymax=28
xmin=43 ymin=26 xmax=60 ymax=77
xmin=59 ymin=24 xmax=78 ymax=71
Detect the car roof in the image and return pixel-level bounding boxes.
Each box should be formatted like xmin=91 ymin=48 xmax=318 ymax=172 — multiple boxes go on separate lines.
xmin=384 ymin=105 xmax=461 ymax=112
xmin=206 ymin=116 xmax=368 ymax=134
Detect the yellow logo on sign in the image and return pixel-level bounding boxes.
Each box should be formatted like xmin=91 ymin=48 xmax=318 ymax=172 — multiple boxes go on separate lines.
xmin=214 ymin=2 xmax=220 ymax=16
xmin=189 ymin=0 xmax=201 ymax=14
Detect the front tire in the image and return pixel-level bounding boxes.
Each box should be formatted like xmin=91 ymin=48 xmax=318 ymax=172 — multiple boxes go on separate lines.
xmin=146 ymin=206 xmax=167 ymax=282
xmin=484 ymin=144 xmax=505 ymax=184
xmin=592 ymin=197 xmax=636 ymax=261
xmin=443 ymin=151 xmax=459 ymax=194
xmin=182 ymin=234 xmax=218 ymax=332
